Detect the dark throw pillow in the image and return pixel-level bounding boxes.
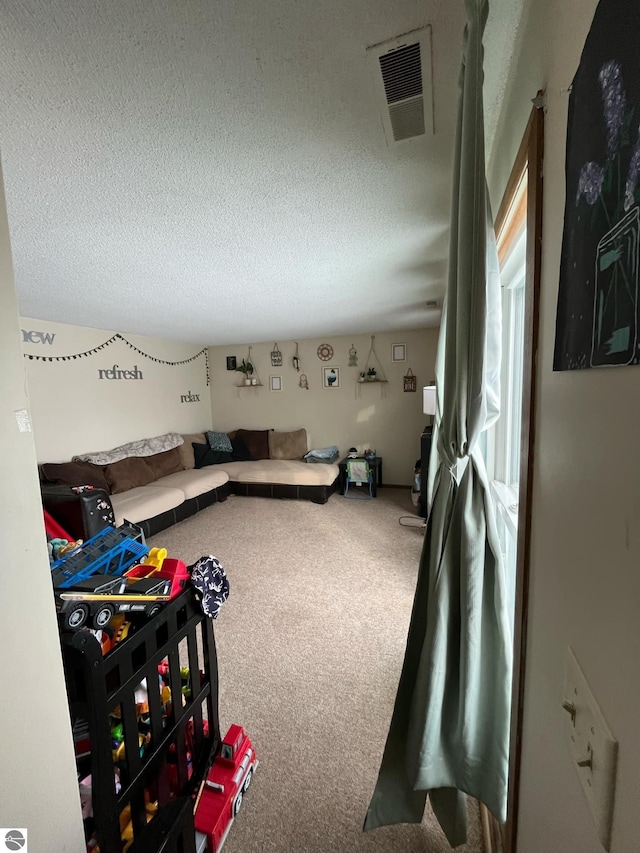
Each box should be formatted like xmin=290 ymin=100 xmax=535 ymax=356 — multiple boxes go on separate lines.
xmin=193 ymin=443 xmax=232 ymax=468
xmin=236 ymin=428 xmax=270 ymax=460
xmin=229 ymin=434 xmax=252 ymax=462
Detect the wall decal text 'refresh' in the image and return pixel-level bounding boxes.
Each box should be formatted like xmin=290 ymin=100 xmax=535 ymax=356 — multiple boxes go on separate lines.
xmin=97 ymin=364 xmax=143 ymax=380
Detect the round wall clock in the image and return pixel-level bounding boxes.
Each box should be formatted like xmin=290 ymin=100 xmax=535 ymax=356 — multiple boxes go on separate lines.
xmin=317 ymin=343 xmax=334 ymax=361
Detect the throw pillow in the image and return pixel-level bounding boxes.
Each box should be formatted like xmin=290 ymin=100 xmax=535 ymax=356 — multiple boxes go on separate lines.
xmin=178 ymin=432 xmax=207 ymax=469
xmin=230 ymin=434 xmax=252 ymax=462
xmin=236 ymin=428 xmax=270 ymax=460
xmin=39 ymin=460 xmax=110 ymax=493
xmin=268 ymin=428 xmax=308 ymax=460
xmin=193 ymin=443 xmax=233 ymax=468
xmin=205 ymin=430 xmax=233 ymax=453
xmin=144 ymin=448 xmax=183 ymax=479
xmin=103 ymin=456 xmax=155 ymax=494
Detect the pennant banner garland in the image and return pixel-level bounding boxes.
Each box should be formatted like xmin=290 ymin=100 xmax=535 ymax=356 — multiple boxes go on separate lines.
xmin=23 ymin=332 xmax=210 ymax=384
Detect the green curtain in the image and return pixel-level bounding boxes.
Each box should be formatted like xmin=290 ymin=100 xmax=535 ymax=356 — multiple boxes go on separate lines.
xmin=363 ymin=0 xmax=512 ymax=845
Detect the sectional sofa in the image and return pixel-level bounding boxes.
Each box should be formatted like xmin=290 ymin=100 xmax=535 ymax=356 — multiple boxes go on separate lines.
xmin=40 ymin=428 xmax=340 ymax=538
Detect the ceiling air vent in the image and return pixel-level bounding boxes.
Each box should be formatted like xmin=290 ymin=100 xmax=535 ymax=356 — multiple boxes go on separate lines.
xmin=367 ymin=26 xmax=434 ymax=146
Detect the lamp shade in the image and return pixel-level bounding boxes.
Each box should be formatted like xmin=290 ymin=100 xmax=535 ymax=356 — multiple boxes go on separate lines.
xmin=423 ymin=385 xmax=437 ymax=416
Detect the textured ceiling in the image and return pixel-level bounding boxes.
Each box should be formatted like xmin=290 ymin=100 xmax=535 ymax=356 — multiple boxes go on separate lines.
xmin=0 ymin=0 xmax=525 ymax=345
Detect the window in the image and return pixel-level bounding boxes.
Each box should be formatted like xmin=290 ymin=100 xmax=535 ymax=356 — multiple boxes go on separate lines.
xmin=485 ymin=102 xmax=543 ymax=853
xmin=485 ymin=171 xmax=527 ymax=619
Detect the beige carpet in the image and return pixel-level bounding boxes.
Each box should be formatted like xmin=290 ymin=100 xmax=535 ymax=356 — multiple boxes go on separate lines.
xmin=150 ymin=488 xmax=483 ymax=853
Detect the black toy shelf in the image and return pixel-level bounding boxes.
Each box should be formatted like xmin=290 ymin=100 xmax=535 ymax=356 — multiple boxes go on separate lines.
xmin=60 ymin=587 xmax=220 ymax=853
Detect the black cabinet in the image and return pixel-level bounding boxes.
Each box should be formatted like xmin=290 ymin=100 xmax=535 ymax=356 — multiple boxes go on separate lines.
xmin=61 ymin=588 xmax=220 ymax=853
xmin=418 ymin=426 xmax=433 ymax=519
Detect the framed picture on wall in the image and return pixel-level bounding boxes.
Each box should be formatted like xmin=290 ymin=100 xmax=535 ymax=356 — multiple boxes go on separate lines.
xmin=322 ymin=366 xmax=340 ymax=388
xmin=269 ymin=375 xmax=282 ymax=391
xmin=392 ymin=343 xmax=406 ymax=362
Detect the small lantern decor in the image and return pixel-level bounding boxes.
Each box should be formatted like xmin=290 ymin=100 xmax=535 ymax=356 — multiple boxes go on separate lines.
xmin=271 ymin=343 xmax=282 ymax=367
xmin=403 ymin=368 xmax=417 ymax=392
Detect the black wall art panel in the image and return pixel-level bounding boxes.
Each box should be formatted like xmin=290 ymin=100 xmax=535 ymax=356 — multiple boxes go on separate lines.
xmin=554 ymin=0 xmax=640 ymax=370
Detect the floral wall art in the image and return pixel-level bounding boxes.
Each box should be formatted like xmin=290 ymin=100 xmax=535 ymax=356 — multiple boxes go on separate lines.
xmin=554 ymin=0 xmax=640 ymax=370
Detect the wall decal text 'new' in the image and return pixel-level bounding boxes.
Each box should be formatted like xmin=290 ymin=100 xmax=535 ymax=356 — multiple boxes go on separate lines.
xmin=22 ymin=329 xmax=55 ymax=344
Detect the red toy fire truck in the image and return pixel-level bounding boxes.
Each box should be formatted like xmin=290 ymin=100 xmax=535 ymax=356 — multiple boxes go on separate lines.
xmin=194 ymin=725 xmax=258 ymax=853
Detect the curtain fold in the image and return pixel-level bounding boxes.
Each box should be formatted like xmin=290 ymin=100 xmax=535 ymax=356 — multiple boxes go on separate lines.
xmin=363 ymin=0 xmax=512 ymax=845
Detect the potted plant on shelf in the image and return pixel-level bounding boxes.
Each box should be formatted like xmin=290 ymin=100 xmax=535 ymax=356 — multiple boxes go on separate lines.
xmin=367 ymin=367 xmax=377 ymax=381
xmin=236 ymin=359 xmax=254 ymax=385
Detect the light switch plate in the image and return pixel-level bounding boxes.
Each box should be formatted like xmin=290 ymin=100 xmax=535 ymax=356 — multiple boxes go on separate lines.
xmin=563 ymin=647 xmax=618 ymax=850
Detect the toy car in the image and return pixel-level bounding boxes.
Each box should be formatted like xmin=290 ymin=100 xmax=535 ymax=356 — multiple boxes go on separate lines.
xmin=194 ymin=724 xmax=257 ymax=853
xmin=56 ymin=557 xmax=191 ymax=630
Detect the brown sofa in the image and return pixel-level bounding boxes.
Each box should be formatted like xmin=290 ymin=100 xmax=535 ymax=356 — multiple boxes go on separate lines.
xmin=40 ymin=432 xmax=230 ymax=538
xmin=40 ymin=428 xmax=340 ymax=539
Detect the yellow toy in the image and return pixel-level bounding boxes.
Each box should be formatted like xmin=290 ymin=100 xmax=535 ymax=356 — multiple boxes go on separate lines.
xmin=141 ymin=546 xmax=167 ymax=572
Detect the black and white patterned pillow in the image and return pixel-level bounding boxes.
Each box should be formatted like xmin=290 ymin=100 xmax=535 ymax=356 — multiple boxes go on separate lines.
xmin=189 ymin=555 xmax=230 ymax=619
xmin=205 ymin=430 xmax=233 ymax=453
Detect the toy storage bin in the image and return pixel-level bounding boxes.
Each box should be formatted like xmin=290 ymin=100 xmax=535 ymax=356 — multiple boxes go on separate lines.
xmin=60 ymin=587 xmax=220 ymax=853
xmin=42 ymin=483 xmax=115 ymax=540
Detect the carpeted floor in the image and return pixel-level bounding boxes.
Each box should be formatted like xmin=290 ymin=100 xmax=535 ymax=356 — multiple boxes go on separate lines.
xmin=150 ymin=488 xmax=482 ymax=853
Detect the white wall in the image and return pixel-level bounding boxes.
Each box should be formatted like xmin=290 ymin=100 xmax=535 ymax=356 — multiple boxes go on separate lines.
xmin=489 ymin=2 xmax=640 ymax=851
xmin=0 ymin=162 xmax=85 ymax=848
xmin=21 ymin=318 xmax=212 ymax=461
xmin=209 ymin=329 xmax=438 ymax=486
xmin=20 ymin=319 xmax=438 ymax=485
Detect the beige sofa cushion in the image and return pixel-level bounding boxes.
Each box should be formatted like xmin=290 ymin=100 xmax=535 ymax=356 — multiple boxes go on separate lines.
xmin=268 ymin=428 xmax=308 ymax=460
xmin=154 ymin=468 xmax=230 ymax=500
xmin=215 ymin=459 xmax=339 ymax=487
xmin=178 ymin=433 xmax=207 ymax=469
xmin=109 ymin=485 xmax=185 ymax=527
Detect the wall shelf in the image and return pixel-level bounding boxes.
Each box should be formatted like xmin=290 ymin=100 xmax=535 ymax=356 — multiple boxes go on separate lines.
xmin=235 ymin=345 xmax=262 ymax=387
xmin=359 ymin=335 xmax=387 ymax=384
